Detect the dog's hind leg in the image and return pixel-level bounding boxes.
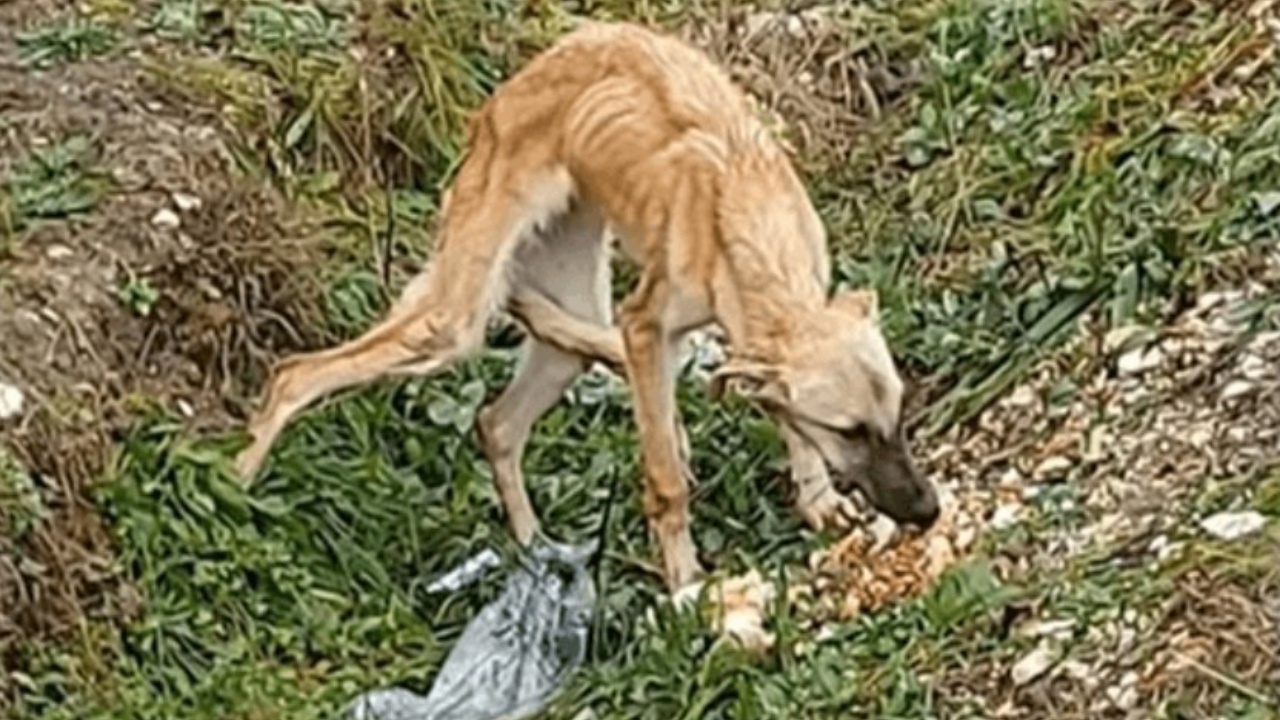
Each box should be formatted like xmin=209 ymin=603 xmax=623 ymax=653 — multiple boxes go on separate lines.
xmin=233 ymin=284 xmax=470 ymax=480
xmin=476 ymin=204 xmax=612 ymax=543
xmin=476 ymin=341 xmax=587 ymax=543
xmin=507 ymin=289 xmax=625 ymax=374
xmin=234 ymin=160 xmax=573 ymax=481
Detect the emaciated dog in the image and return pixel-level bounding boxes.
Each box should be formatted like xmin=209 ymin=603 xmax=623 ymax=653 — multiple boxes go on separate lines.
xmin=234 ymin=20 xmax=939 ymax=594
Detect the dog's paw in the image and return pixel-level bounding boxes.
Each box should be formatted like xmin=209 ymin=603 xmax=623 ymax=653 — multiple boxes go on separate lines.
xmin=670 ymin=579 xmax=706 ymax=613
xmin=233 ymin=446 xmax=264 ymax=484
xmin=797 ymin=486 xmax=860 ymax=532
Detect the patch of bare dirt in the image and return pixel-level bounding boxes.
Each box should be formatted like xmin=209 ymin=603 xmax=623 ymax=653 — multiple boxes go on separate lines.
xmin=0 ymin=8 xmax=331 ymax=677
xmin=1140 ymin=564 xmax=1280 ymax=715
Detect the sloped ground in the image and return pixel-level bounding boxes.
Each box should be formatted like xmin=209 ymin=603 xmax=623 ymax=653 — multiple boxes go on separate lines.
xmin=0 ymin=0 xmax=331 ymax=671
xmin=1 ymin=1 xmax=1278 ymax=719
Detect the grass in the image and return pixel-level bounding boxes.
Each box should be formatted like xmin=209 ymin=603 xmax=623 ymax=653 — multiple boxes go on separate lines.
xmin=0 ymin=136 xmax=110 ymax=249
xmin=4 ymin=0 xmax=1280 ymax=718
xmin=0 ymin=448 xmax=46 ymax=541
xmin=16 ymin=17 xmax=119 ymax=68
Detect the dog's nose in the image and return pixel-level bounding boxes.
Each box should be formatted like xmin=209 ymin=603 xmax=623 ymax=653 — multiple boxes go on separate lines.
xmin=904 ymin=489 xmax=940 ymax=529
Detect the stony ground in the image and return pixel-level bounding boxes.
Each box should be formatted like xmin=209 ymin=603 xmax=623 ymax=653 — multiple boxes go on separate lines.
xmin=1 ymin=1 xmax=1278 ymax=719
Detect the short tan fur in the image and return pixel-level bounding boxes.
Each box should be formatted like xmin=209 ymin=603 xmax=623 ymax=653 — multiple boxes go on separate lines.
xmin=235 ymin=21 xmax=939 ymax=593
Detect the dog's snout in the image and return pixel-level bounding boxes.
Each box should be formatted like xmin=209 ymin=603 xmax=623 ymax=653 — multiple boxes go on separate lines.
xmin=903 ymin=485 xmax=940 ymax=529
xmin=859 ymin=443 xmax=940 ymax=529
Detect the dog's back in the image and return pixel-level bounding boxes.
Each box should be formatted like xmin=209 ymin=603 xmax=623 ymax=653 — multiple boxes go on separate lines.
xmin=442 ymin=21 xmax=819 ymax=295
xmin=467 ymin=21 xmax=754 ymax=155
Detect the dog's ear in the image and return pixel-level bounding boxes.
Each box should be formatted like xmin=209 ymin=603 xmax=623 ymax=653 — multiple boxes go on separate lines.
xmin=708 ymin=361 xmax=791 ymax=407
xmin=830 ymin=288 xmax=879 ymax=322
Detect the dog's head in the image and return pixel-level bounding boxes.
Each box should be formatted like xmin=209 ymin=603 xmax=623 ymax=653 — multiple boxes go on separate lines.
xmin=710 ymin=289 xmax=939 ymax=529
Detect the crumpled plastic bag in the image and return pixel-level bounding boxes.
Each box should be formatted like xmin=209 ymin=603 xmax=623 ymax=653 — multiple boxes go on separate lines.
xmin=346 ymin=539 xmax=597 ymax=720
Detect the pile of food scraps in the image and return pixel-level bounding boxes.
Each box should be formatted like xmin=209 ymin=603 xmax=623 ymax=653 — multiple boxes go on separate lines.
xmin=795 ymin=488 xmax=986 ymax=622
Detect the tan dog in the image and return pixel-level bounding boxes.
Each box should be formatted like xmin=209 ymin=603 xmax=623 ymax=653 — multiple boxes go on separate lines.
xmin=233 ymin=21 xmax=939 ymax=593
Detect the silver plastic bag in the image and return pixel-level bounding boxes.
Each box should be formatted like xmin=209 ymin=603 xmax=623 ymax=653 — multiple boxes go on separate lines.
xmin=347 ymin=539 xmax=597 ymax=720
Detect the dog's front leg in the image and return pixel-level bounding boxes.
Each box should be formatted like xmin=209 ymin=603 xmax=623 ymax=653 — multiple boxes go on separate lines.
xmin=779 ymin=424 xmax=858 ymax=532
xmin=620 ymin=298 xmax=703 ymax=593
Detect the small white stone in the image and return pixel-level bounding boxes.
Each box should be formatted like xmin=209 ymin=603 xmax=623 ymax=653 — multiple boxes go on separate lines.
xmin=151 ymin=208 xmax=181 ymax=229
xmin=1159 ymin=540 xmax=1183 ymax=561
xmin=1118 ymin=345 xmax=1163 ymax=376
xmin=1011 ymin=645 xmax=1057 ymax=686
xmin=1239 ymin=354 xmax=1270 ymax=381
xmin=1247 ymin=331 xmax=1280 ymax=353
xmin=1196 ymin=290 xmax=1243 ymax=312
xmin=0 ymin=382 xmax=24 ymax=420
xmin=670 ymin=580 xmax=705 ymax=612
xmin=1023 ymin=45 xmax=1057 ymax=69
xmin=1199 ymin=510 xmax=1266 ymax=541
xmin=1017 ymin=618 xmax=1075 ymax=640
xmin=1082 ymin=425 xmax=1114 ymax=462
xmin=1149 ymin=534 xmax=1169 ymax=555
xmin=990 ymin=503 xmax=1022 ymax=530
xmin=924 ymin=533 xmax=956 ymax=577
xmin=45 ymin=244 xmax=73 ymax=260
xmin=1158 ymin=336 xmax=1187 ymax=359
xmin=720 ymin=608 xmax=776 ymax=653
xmin=1105 ymin=671 xmax=1141 ymax=710
xmin=1104 ymin=324 xmax=1150 ymax=352
xmin=784 ymin=14 xmax=805 ymax=37
xmin=993 ymin=700 xmax=1018 ymax=717
xmin=1220 ymin=379 xmax=1257 ymax=400
xmin=1006 ymin=384 xmax=1039 ymax=409
xmin=171 ymin=192 xmax=202 ymax=212
xmin=1186 ymin=425 xmax=1215 ymax=448
xmin=1034 ymin=455 xmax=1073 ymax=480
xmin=998 ymin=466 xmax=1024 ymax=487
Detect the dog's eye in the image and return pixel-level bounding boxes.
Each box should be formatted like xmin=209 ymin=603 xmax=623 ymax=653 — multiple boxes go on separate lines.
xmin=838 ymin=423 xmax=870 ymax=441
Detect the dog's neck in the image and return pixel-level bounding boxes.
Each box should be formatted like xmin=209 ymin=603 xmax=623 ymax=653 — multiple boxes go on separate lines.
xmin=713 ymin=230 xmax=828 ymax=364
xmin=707 ymin=131 xmax=832 ymax=363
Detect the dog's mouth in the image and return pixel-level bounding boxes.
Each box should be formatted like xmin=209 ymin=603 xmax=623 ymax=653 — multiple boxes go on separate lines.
xmin=830 ymin=466 xmax=873 ymax=503
xmin=831 ymin=465 xmax=884 ymax=511
xmin=824 ymin=445 xmax=939 ymax=530
xmin=782 ymin=417 xmax=941 ymax=529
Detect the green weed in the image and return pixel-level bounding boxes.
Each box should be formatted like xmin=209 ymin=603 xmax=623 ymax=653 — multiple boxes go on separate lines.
xmin=115 ymin=275 xmax=160 ymax=317
xmin=143 ymin=0 xmax=213 ymax=42
xmin=1 ymin=136 xmax=110 ymax=236
xmin=0 ymin=449 xmax=46 ymax=541
xmin=234 ymin=0 xmax=349 ymax=53
xmin=17 ymin=17 xmax=119 ymax=68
